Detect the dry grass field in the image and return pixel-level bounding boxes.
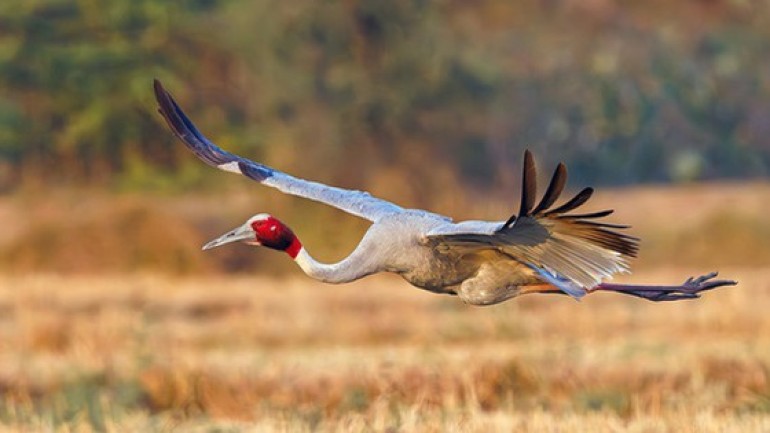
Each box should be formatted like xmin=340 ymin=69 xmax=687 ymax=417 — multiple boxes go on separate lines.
xmin=0 ymin=269 xmax=768 ymax=432
xmin=0 ymin=183 xmax=769 ymax=432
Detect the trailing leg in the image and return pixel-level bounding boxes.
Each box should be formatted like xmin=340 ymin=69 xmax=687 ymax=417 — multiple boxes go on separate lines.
xmin=588 ymin=272 xmax=736 ymax=302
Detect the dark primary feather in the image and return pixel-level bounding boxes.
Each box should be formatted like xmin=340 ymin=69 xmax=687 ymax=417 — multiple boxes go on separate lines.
xmin=519 ymin=149 xmax=537 ymax=217
xmin=531 ymin=163 xmax=567 ymax=216
xmin=154 ymin=79 xmax=275 ymax=181
xmin=544 ymin=187 xmax=594 ymax=216
xmin=558 ymin=209 xmax=614 ymax=220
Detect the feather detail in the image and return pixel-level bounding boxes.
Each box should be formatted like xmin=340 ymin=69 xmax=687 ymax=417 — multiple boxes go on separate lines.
xmin=531 ymin=163 xmax=567 ymax=216
xmin=427 ymin=150 xmax=639 ymax=291
xmin=518 ymin=149 xmax=537 ymax=218
xmin=557 ymin=209 xmax=614 ymax=220
xmin=544 ymin=187 xmax=594 ymax=216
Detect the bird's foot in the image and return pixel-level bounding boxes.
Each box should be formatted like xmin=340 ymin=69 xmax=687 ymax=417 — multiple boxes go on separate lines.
xmin=595 ymin=272 xmax=737 ymax=302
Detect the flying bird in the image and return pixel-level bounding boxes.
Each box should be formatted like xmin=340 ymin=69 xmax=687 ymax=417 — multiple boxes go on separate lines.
xmin=153 ymin=80 xmax=735 ymax=305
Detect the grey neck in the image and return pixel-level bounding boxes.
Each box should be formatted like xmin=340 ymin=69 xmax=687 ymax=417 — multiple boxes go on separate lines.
xmin=293 ymin=247 xmax=379 ymax=284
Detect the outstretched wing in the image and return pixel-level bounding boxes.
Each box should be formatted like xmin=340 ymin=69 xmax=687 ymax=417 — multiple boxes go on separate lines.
xmin=153 ymin=80 xmax=404 ymax=222
xmin=426 ymin=150 xmax=639 ymax=294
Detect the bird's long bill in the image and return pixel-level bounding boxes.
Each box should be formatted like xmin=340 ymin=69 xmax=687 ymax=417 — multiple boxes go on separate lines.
xmin=202 ymin=224 xmax=256 ymax=251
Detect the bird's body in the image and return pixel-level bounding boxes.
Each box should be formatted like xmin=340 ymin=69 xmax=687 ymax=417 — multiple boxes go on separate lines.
xmin=291 ymin=208 xmax=631 ymax=305
xmin=154 ymin=80 xmax=735 ymax=304
xmin=255 ymin=208 xmax=549 ymax=305
xmin=297 ymin=212 xmax=535 ymax=304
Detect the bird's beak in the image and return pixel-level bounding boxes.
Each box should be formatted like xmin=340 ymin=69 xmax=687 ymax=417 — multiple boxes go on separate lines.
xmin=202 ymin=224 xmax=256 ymax=251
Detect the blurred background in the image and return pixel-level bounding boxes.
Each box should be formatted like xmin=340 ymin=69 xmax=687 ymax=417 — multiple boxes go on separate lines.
xmin=1 ymin=0 xmax=769 ymax=431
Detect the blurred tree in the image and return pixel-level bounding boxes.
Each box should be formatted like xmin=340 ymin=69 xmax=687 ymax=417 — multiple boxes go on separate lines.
xmin=0 ymin=0 xmax=769 ymax=196
xmin=0 ymin=0 xmax=234 ymax=188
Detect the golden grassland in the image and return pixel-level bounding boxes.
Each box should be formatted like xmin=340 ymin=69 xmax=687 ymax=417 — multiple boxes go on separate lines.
xmin=0 ymin=182 xmax=769 ymax=431
xmin=0 ymin=268 xmax=768 ymax=432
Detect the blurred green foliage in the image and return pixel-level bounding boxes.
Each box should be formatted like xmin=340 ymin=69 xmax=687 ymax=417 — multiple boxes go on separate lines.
xmin=1 ymin=0 xmax=769 ymax=195
xmin=0 ymin=0 xmax=226 ymax=188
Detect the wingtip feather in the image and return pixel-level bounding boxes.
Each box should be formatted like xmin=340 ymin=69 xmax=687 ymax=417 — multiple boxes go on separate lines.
xmin=518 ymin=149 xmax=537 ymax=217
xmin=546 ymin=187 xmax=594 ymax=216
xmin=153 ymin=79 xmax=185 ymax=138
xmin=532 ymin=162 xmax=567 ymax=216
xmin=153 ymin=78 xmax=164 ymax=96
xmin=153 ymin=81 xmax=233 ymax=168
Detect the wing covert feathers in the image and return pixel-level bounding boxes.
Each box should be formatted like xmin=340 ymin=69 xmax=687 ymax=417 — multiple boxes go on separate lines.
xmin=430 ymin=150 xmax=639 ymax=291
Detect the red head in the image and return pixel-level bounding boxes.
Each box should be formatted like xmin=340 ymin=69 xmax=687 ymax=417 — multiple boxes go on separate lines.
xmin=248 ymin=214 xmax=302 ymax=257
xmin=202 ymin=213 xmax=303 ymax=258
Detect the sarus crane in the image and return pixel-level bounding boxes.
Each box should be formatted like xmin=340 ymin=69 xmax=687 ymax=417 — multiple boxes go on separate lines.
xmin=153 ymin=80 xmax=735 ymax=305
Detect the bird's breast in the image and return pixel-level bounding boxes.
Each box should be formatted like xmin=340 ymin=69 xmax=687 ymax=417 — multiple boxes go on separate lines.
xmin=365 ymin=212 xmax=474 ymax=293
xmin=395 ymin=246 xmax=476 ymax=294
